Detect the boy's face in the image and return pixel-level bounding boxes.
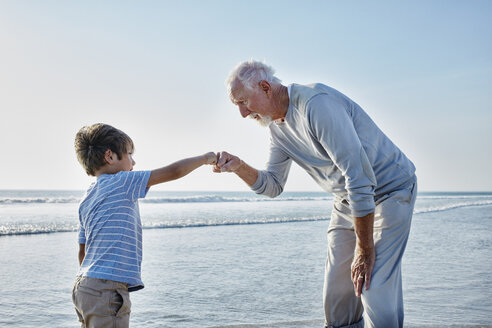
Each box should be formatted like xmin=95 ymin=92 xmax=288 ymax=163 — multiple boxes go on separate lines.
xmin=113 ymin=149 xmax=135 ymax=172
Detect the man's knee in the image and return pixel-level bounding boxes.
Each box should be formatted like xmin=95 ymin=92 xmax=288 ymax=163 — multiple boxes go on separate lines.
xmin=361 ymin=286 xmax=404 ymax=328
xmin=324 ymin=275 xmax=363 ymax=328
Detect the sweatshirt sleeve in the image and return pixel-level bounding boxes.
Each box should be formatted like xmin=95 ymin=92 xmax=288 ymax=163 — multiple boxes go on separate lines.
xmin=250 ymin=141 xmax=292 ymax=198
xmin=307 ymin=94 xmax=376 ymax=217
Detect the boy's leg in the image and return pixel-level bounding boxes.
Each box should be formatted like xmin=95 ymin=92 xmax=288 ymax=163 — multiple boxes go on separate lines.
xmin=72 ymin=277 xmax=85 ymax=327
xmin=72 ymin=276 xmax=131 ymax=328
xmin=324 ymin=201 xmax=364 ymax=328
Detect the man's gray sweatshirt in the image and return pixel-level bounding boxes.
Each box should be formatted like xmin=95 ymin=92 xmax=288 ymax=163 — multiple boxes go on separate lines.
xmin=250 ymin=83 xmax=416 ymax=217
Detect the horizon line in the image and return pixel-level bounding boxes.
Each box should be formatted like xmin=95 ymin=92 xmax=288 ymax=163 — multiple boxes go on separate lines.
xmin=1 ymin=189 xmax=492 ymax=194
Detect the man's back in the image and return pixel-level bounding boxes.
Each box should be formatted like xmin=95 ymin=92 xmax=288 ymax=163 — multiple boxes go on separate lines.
xmin=271 ymin=83 xmax=416 ymax=200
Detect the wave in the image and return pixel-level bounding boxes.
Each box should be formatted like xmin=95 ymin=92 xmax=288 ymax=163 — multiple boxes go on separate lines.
xmin=418 ymin=195 xmax=492 ymax=200
xmin=414 ymin=200 xmax=492 ymax=214
xmin=0 ymin=216 xmax=330 ymax=237
xmin=3 ymin=192 xmax=492 ymax=205
xmin=0 ymin=197 xmax=81 ymax=204
xmin=0 ymin=225 xmax=77 ymax=236
xmin=142 ymin=195 xmax=331 ymax=203
xmin=0 ymin=195 xmax=332 ymax=205
xmin=144 ymin=216 xmax=330 ymax=230
xmin=2 ymin=198 xmax=492 ymax=237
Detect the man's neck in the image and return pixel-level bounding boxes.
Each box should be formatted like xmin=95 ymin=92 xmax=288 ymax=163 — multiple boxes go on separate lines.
xmin=273 ymin=85 xmax=289 ymax=121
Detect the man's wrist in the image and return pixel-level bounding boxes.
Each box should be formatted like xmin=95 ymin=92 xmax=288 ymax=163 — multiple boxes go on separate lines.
xmin=356 ymin=240 xmax=374 ymax=254
xmin=233 ymin=159 xmax=245 ymax=173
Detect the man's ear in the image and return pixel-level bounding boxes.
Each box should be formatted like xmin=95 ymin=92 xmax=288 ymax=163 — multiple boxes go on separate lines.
xmin=259 ymin=80 xmax=271 ymax=96
xmin=104 ymin=149 xmax=114 ymax=164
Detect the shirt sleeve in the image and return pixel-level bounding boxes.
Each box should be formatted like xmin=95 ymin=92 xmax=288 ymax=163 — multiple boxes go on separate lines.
xmin=251 ymin=140 xmax=292 ymax=198
xmin=307 ymin=94 xmax=376 ymax=217
xmin=118 ymin=171 xmax=152 ymax=202
xmin=78 ymin=212 xmax=86 ymax=244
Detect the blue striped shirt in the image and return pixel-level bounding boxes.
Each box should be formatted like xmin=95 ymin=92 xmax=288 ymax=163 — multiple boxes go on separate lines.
xmin=77 ymin=170 xmax=151 ymax=291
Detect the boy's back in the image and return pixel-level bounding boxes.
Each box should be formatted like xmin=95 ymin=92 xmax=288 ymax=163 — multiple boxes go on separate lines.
xmin=78 ymin=170 xmax=151 ymax=291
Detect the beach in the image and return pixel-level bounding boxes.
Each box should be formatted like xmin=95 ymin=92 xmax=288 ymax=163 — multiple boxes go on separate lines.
xmin=1 ymin=190 xmax=491 ymax=327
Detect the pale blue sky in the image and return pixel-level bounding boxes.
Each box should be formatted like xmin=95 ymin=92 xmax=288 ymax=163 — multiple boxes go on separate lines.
xmin=1 ymin=1 xmax=491 ymax=191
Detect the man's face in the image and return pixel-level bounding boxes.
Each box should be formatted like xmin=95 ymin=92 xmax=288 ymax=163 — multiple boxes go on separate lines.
xmin=230 ymin=80 xmax=273 ymax=127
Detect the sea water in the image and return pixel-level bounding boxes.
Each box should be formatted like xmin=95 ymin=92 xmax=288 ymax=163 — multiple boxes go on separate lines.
xmin=0 ymin=190 xmax=491 ymax=327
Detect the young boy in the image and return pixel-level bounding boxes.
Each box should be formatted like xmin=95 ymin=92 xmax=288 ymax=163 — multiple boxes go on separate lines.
xmin=72 ymin=123 xmax=217 ymax=327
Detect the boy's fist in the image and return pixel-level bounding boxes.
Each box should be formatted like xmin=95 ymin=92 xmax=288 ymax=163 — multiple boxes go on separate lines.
xmin=204 ymin=152 xmax=219 ymax=165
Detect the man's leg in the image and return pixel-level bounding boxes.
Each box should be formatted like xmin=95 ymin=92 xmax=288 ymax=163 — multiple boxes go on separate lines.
xmin=324 ymin=201 xmax=364 ymax=328
xmin=361 ymin=181 xmax=417 ymax=328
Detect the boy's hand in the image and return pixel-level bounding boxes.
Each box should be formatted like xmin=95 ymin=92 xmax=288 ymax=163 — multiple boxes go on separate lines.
xmin=204 ymin=152 xmax=219 ymax=165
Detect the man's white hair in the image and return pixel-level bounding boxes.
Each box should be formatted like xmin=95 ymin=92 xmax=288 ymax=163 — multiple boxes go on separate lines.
xmin=226 ymin=60 xmax=282 ymax=95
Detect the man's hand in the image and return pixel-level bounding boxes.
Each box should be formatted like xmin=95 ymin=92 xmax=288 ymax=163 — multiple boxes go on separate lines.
xmin=214 ymin=151 xmax=243 ymax=173
xmin=351 ymin=212 xmax=376 ymax=297
xmin=351 ymin=244 xmax=375 ymax=297
xmin=213 ymin=151 xmax=259 ymax=186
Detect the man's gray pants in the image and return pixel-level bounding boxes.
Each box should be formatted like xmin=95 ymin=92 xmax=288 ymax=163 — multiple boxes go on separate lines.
xmin=323 ymin=180 xmax=417 ymax=328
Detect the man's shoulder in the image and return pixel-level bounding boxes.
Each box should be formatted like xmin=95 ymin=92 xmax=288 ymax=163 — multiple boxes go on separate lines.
xmin=290 ymin=83 xmax=337 ymax=110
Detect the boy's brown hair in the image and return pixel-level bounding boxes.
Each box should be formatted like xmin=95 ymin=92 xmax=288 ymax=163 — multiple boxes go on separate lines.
xmin=75 ymin=123 xmax=134 ymax=176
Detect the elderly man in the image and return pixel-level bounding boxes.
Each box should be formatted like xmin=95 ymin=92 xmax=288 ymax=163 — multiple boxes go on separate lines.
xmin=215 ymin=60 xmax=417 ymax=328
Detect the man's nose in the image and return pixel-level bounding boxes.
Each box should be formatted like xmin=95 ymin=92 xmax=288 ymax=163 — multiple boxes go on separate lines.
xmin=238 ymin=105 xmax=250 ymax=118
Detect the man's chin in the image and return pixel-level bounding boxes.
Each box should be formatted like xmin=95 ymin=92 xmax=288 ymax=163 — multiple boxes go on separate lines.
xmin=250 ymin=114 xmax=272 ymax=127
xmin=257 ymin=119 xmax=271 ymax=127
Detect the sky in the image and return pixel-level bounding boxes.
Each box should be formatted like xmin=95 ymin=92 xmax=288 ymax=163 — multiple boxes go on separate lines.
xmin=0 ymin=0 xmax=491 ymax=192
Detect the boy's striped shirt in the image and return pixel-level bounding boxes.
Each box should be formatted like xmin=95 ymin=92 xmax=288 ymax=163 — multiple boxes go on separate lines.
xmin=77 ymin=170 xmax=151 ymax=291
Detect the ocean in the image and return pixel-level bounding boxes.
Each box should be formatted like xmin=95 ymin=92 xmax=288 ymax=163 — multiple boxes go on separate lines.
xmin=0 ymin=190 xmax=491 ymax=327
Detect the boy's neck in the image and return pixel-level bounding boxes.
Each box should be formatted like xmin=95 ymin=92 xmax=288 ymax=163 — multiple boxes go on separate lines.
xmin=95 ymin=165 xmax=122 ymax=177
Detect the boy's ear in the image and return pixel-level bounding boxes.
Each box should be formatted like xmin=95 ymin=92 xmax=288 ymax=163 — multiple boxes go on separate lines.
xmin=104 ymin=149 xmax=114 ymax=164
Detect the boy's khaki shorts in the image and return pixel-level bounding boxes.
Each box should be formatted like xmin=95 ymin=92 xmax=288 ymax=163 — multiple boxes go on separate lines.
xmin=72 ymin=276 xmax=131 ymax=328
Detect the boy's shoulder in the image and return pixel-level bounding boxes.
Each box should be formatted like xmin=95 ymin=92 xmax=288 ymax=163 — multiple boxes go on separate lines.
xmin=81 ymin=170 xmax=151 ymax=208
xmin=96 ymin=170 xmax=150 ymax=187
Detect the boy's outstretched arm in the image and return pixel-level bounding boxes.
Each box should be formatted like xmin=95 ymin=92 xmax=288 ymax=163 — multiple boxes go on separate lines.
xmin=147 ymin=152 xmax=218 ymax=187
